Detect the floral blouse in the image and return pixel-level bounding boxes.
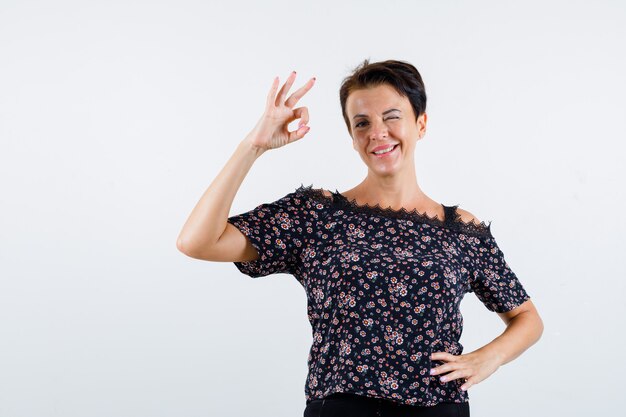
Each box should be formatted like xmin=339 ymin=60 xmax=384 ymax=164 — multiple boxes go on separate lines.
xmin=226 ymin=184 xmax=531 ymax=407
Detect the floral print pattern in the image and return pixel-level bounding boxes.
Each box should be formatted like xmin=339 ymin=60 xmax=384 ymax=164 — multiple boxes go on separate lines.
xmin=226 ymin=184 xmax=531 ymax=407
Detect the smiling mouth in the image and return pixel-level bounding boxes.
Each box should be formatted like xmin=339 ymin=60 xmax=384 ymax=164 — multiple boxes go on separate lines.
xmin=371 ymin=144 xmax=399 ymax=156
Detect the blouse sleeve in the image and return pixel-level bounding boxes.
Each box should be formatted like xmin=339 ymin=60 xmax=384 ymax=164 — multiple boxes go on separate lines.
xmin=466 ymin=233 xmax=531 ymax=313
xmin=226 ymin=186 xmax=318 ymax=278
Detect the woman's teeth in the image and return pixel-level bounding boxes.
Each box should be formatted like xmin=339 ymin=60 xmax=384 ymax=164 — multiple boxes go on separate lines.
xmin=373 ymin=145 xmax=396 ymax=155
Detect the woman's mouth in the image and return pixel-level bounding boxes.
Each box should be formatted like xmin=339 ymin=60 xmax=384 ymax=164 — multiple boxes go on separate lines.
xmin=371 ymin=144 xmax=399 ymax=158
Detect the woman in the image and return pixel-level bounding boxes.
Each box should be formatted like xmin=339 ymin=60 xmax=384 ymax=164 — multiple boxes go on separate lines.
xmin=177 ymin=59 xmax=544 ymax=417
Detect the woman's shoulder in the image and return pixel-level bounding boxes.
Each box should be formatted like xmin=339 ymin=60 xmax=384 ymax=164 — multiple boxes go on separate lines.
xmin=292 ymin=184 xmax=336 ymax=210
xmin=295 ymin=183 xmax=334 ymax=199
xmin=451 ymin=206 xmax=493 ymax=238
xmin=454 ymin=206 xmax=482 ymax=225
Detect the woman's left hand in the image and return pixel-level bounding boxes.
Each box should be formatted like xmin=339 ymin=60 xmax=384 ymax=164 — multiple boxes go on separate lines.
xmin=430 ymin=348 xmax=503 ymax=391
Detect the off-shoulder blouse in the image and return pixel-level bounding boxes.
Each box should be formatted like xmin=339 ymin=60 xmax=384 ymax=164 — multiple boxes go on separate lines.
xmin=226 ymin=184 xmax=531 ymax=406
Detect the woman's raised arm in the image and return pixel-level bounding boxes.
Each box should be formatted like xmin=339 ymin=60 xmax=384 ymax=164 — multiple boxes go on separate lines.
xmin=176 ymin=72 xmax=315 ymax=261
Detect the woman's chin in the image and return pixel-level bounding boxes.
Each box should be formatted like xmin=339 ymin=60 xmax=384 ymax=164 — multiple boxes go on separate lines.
xmin=369 ymin=163 xmax=402 ymax=176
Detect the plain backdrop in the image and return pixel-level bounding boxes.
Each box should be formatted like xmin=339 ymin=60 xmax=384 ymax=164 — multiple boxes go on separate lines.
xmin=1 ymin=1 xmax=625 ymax=416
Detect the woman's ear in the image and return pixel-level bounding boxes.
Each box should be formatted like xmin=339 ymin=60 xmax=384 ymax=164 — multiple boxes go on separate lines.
xmin=417 ymin=112 xmax=427 ymax=137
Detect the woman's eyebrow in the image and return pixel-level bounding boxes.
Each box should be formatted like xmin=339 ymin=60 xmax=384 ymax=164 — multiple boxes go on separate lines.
xmin=353 ymin=108 xmax=401 ymax=119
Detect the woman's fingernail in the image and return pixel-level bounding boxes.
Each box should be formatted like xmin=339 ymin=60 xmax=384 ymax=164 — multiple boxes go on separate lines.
xmin=440 ymin=377 xmax=446 ymax=382
xmin=430 ymin=369 xmax=435 ymax=375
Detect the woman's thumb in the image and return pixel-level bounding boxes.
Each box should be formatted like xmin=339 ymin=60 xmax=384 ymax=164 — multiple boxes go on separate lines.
xmin=290 ymin=125 xmax=310 ymax=143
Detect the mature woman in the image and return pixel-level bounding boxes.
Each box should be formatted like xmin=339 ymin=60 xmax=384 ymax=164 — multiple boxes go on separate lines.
xmin=177 ymin=59 xmax=543 ymax=417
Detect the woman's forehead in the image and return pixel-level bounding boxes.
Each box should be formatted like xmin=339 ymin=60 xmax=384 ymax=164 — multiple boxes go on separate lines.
xmin=347 ymin=86 xmax=407 ymax=114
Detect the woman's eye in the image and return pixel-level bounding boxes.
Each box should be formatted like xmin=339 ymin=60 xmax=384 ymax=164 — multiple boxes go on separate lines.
xmin=355 ymin=117 xmax=399 ymax=128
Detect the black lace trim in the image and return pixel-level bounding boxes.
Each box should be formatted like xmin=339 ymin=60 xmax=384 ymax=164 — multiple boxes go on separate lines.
xmin=295 ymin=183 xmax=493 ymax=238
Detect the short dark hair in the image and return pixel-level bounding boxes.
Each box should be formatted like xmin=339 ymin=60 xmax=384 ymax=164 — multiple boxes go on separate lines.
xmin=339 ymin=58 xmax=427 ymax=136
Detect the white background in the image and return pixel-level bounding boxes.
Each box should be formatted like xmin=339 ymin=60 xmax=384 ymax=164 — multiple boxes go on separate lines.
xmin=1 ymin=1 xmax=625 ymax=416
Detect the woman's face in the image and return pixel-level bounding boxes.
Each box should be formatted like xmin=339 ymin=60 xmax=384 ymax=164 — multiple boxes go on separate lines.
xmin=346 ymin=83 xmax=427 ymax=177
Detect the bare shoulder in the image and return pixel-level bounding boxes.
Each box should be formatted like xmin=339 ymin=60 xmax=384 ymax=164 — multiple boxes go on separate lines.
xmin=455 ymin=206 xmax=482 ymax=225
xmin=305 ymin=186 xmax=333 ymax=198
xmin=299 ymin=185 xmax=333 ymax=199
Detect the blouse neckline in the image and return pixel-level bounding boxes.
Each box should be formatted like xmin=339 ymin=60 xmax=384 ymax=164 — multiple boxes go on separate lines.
xmin=332 ymin=190 xmax=448 ymax=223
xmin=297 ymin=184 xmax=493 ymax=238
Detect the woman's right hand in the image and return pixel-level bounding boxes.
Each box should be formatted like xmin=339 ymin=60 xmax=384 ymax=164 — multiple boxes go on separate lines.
xmin=246 ymin=71 xmax=316 ymax=153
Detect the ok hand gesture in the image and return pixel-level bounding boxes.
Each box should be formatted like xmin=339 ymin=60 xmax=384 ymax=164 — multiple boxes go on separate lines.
xmin=247 ymin=71 xmax=316 ymax=153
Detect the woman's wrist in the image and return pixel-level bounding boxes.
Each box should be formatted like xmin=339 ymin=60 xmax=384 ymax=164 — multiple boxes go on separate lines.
xmin=239 ymin=135 xmax=266 ymax=159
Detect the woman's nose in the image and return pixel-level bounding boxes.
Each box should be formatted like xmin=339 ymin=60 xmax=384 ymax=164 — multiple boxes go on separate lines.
xmin=368 ymin=120 xmax=388 ymax=140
